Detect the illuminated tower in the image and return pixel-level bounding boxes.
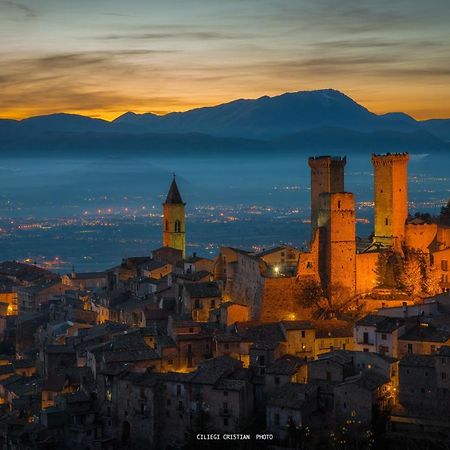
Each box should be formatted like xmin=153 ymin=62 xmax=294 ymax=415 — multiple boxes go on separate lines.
xmin=163 ymin=176 xmax=186 ymax=258
xmin=318 ymin=192 xmax=356 ymax=295
xmin=372 ymin=153 xmax=409 ymax=248
xmin=308 ymin=156 xmax=346 ymax=239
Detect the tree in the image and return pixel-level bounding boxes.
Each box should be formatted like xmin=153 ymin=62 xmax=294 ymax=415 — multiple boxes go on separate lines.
xmin=374 ymin=250 xmax=402 ymax=288
xmin=399 ymin=253 xmax=423 ymax=298
xmin=374 ymin=251 xmax=389 ymax=287
xmin=295 ymin=277 xmax=324 ymax=309
xmin=424 ymin=263 xmax=441 ymax=295
xmin=316 ymin=285 xmax=355 ymax=319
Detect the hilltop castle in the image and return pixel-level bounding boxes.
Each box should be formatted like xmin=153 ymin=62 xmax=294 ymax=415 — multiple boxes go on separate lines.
xmin=162 ymin=154 xmax=450 ymax=322
xmin=303 ymin=153 xmax=450 ymax=301
xmin=212 ymin=153 xmax=450 ymax=321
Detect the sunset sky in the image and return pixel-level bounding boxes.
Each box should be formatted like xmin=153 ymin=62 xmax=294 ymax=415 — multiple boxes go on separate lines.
xmin=1 ymin=0 xmax=450 ymax=120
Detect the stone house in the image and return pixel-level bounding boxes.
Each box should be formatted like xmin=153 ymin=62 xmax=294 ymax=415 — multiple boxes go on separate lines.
xmin=115 ymin=371 xmax=158 ymax=448
xmin=333 ymin=370 xmax=392 ymax=425
xmin=354 ymin=314 xmax=406 ymax=357
xmin=181 ymin=282 xmax=222 ymax=321
xmin=266 ymin=383 xmax=318 ymax=442
xmin=209 ymin=301 xmax=249 ymax=328
xmin=390 ymin=347 xmax=450 ymax=438
xmin=398 ymin=353 xmax=437 ymax=411
xmin=184 ymin=254 xmax=214 ymax=275
xmin=280 ymin=320 xmax=315 ymax=359
xmin=213 ymin=333 xmax=250 ymax=366
xmin=265 ymin=354 xmax=308 ymax=392
xmin=62 ymin=271 xmax=107 ymax=290
xmin=398 ymin=322 xmax=450 ymax=358
xmin=314 ymin=319 xmax=354 ymax=356
xmin=249 ymin=341 xmax=285 ymax=376
xmin=308 ymin=351 xmax=354 ymax=384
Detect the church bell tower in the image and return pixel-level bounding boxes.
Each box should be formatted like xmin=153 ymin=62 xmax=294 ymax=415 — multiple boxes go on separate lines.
xmin=163 ymin=175 xmax=186 ymax=258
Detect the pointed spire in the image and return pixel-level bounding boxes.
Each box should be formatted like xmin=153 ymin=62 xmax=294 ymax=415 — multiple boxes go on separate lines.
xmin=165 ymin=176 xmax=184 ymax=204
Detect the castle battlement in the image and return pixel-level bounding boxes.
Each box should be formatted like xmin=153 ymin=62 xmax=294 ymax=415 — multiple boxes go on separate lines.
xmin=371 ymin=153 xmax=410 ymax=166
xmin=308 ymin=155 xmax=346 ymax=168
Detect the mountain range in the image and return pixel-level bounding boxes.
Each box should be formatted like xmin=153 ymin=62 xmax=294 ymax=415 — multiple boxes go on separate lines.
xmin=1 ymin=89 xmax=449 ymax=156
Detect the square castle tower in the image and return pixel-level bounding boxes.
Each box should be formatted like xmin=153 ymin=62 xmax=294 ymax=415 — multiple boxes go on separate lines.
xmin=372 ymin=153 xmax=409 ymax=248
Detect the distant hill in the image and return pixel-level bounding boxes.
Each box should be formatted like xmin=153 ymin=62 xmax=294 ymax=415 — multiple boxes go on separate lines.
xmin=1 ymin=89 xmax=449 ymax=155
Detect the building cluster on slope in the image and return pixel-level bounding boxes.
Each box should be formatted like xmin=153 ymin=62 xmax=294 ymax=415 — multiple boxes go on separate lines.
xmin=0 ymin=155 xmax=449 ymax=448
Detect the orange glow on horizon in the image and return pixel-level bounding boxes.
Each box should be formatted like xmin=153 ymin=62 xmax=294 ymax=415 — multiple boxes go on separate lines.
xmin=3 ymin=88 xmax=449 ymax=122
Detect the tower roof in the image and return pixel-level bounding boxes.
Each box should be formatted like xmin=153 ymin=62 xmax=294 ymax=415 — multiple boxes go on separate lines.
xmin=164 ymin=178 xmax=184 ymax=204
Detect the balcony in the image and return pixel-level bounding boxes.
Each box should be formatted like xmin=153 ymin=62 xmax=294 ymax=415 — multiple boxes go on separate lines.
xmin=357 ymin=341 xmax=374 ymax=346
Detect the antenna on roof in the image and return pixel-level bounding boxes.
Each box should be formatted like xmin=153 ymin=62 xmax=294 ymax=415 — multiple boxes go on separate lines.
xmin=173 ymin=172 xmax=176 ymax=179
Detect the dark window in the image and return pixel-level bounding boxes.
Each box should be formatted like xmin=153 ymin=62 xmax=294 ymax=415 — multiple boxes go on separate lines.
xmin=408 ymin=343 xmax=413 ymax=354
xmin=381 ymin=334 xmax=387 ymax=340
xmin=301 ymin=330 xmax=306 ymax=338
xmin=442 ymin=260 xmax=448 ymax=271
xmin=274 ymin=413 xmax=280 ymax=426
xmin=363 ymin=332 xmax=369 ymax=344
xmin=175 ymin=220 xmax=181 ymax=233
xmin=176 ymin=385 xmax=181 ymax=397
xmin=442 ymin=372 xmax=447 ymax=380
xmin=275 ymin=376 xmax=280 ymax=385
xmin=338 ymin=200 xmax=341 ymax=209
xmin=224 ymin=418 xmax=229 ymax=426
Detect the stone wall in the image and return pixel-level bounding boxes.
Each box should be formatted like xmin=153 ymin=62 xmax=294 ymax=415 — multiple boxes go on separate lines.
xmin=259 ymin=277 xmax=313 ymax=322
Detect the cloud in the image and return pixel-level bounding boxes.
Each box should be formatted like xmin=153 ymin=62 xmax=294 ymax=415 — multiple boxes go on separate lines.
xmin=98 ymin=31 xmax=253 ymax=41
xmin=0 ymin=0 xmax=37 ymax=18
xmin=0 ymin=50 xmax=189 ymax=117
